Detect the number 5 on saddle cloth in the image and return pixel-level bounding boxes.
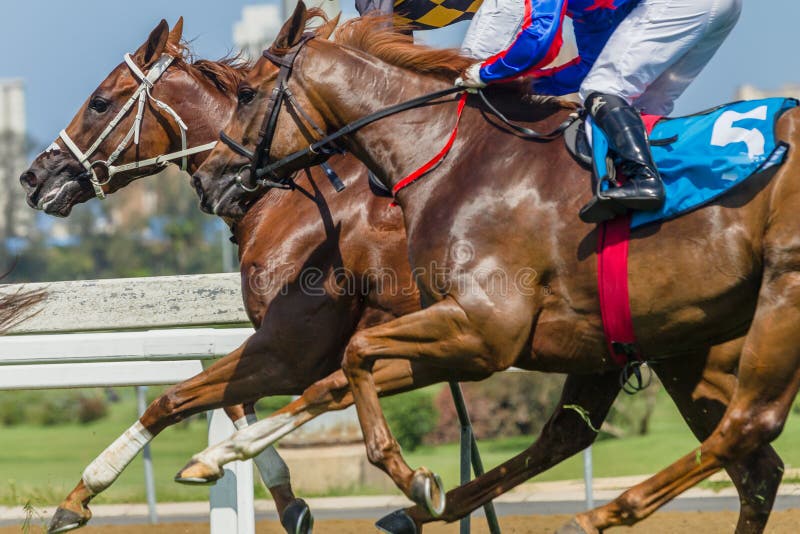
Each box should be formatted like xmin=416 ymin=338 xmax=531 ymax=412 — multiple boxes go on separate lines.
xmin=580 ymin=97 xmax=798 ymax=229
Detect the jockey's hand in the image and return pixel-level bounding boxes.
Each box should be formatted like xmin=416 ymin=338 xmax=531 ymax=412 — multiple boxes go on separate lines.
xmin=455 ymin=63 xmax=486 ymax=91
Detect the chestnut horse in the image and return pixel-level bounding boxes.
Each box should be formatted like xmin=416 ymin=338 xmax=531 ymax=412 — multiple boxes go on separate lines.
xmin=187 ymin=6 xmax=797 ymax=533
xmin=19 ymin=18 xmax=340 ymax=533
xmin=20 ymin=15 xmax=463 ymax=534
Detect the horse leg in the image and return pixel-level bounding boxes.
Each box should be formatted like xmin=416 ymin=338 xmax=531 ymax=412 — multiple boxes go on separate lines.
xmin=655 ymin=340 xmax=783 ymax=534
xmin=233 ymin=403 xmax=316 ymax=534
xmin=378 ymin=340 xmax=772 ymax=532
xmin=49 ymin=342 xmax=272 ymax=534
xmin=564 ymin=273 xmax=800 ymax=533
xmin=222 ymin=403 xmax=313 ymax=534
xmin=176 ymin=359 xmax=454 ymax=483
xmin=341 ymin=298 xmax=519 ymax=515
xmin=373 ymin=371 xmax=620 ymax=532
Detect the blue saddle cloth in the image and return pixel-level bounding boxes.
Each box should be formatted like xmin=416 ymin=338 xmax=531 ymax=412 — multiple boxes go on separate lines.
xmin=592 ymin=98 xmax=798 ymax=229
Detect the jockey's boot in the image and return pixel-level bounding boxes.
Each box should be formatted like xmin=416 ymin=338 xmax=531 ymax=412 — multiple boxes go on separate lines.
xmin=580 ymin=92 xmax=665 ymax=223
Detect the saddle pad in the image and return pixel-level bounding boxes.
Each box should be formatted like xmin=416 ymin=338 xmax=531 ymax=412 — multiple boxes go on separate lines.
xmin=631 ymin=98 xmax=798 ymax=229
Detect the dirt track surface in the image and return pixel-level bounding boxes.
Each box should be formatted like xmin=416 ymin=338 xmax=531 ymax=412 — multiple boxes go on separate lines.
xmin=3 ymin=510 xmax=799 ymax=534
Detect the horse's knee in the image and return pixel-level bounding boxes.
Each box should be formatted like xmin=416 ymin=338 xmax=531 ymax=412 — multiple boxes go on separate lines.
xmin=343 ymin=333 xmax=371 ymax=373
xmin=715 ymin=407 xmax=787 ymax=461
xmin=144 ymin=389 xmax=185 ymax=426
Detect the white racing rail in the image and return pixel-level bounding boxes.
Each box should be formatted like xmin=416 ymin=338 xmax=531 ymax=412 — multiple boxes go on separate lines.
xmin=0 ymin=273 xmax=255 ymax=534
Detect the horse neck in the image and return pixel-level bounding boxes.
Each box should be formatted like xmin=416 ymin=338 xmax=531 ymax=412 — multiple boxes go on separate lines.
xmin=164 ymin=63 xmax=237 ymax=173
xmin=301 ymin=43 xmax=461 ymax=190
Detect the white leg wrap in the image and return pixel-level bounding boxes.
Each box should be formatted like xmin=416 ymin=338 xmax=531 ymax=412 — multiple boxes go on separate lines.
xmin=82 ymin=421 xmax=153 ymax=495
xmin=194 ymin=412 xmax=299 ymax=476
xmin=233 ymin=415 xmax=291 ymax=488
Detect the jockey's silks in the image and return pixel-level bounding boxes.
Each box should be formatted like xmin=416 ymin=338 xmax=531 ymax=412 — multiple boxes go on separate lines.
xmin=393 ymin=0 xmax=484 ymax=30
xmin=479 ymin=0 xmax=641 ymax=91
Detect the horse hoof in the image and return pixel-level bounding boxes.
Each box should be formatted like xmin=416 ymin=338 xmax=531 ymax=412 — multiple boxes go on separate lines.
xmin=281 ymin=498 xmax=314 ymax=534
xmin=47 ymin=507 xmax=89 ymax=534
xmin=375 ymin=509 xmax=418 ymax=534
xmin=174 ymin=458 xmax=223 ymax=485
xmin=409 ymin=468 xmax=445 ymax=518
xmin=555 ymin=518 xmax=591 ymax=534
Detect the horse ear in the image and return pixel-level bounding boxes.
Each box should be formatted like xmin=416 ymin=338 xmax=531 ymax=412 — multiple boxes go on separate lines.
xmin=168 ymin=17 xmax=184 ymax=47
xmin=318 ymin=12 xmax=341 ymax=40
xmin=133 ymin=19 xmax=170 ymax=67
xmin=274 ymin=1 xmax=308 ymax=50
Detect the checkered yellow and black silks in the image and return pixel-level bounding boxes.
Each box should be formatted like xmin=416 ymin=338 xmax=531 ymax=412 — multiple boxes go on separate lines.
xmin=394 ymin=0 xmax=484 ymax=30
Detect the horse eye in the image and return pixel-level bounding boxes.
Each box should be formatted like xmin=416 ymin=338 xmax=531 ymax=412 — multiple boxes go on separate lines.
xmin=238 ymin=87 xmax=256 ymax=105
xmin=89 ymin=97 xmax=110 ymax=114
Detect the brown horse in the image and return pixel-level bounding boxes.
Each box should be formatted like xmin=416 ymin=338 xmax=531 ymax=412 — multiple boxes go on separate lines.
xmin=19 ymin=18 xmax=329 ymax=533
xmin=19 ymin=14 xmax=456 ymax=534
xmin=187 ymin=6 xmax=797 ymax=533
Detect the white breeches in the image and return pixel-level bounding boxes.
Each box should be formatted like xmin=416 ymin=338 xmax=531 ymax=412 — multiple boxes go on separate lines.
xmin=460 ymin=0 xmax=525 ymax=60
xmin=580 ymin=0 xmax=742 ymax=115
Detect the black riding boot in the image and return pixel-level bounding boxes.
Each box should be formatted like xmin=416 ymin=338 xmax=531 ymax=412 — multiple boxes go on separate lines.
xmin=580 ymin=92 xmax=665 ymax=223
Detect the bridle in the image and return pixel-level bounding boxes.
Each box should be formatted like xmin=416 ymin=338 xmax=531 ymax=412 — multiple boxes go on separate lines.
xmin=218 ymin=33 xmax=577 ymax=197
xmin=219 ymin=33 xmax=346 ymax=193
xmin=56 ymin=53 xmax=218 ymax=199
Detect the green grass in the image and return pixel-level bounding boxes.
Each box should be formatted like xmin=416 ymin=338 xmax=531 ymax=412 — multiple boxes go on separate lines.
xmin=1 ymin=388 xmax=798 ymax=506
xmin=0 ymin=389 xmax=213 ymax=506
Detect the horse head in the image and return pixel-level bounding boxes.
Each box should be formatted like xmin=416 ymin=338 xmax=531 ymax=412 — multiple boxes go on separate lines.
xmin=192 ymin=2 xmax=340 ymax=218
xmin=20 ymin=18 xmax=240 ymax=217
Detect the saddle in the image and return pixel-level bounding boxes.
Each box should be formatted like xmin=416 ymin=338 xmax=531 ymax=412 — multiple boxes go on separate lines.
xmin=563 ymin=97 xmax=798 ymax=375
xmin=566 ymin=97 xmax=797 ymax=229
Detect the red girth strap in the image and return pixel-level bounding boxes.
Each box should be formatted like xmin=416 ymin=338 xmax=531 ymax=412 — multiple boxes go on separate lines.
xmin=392 ymin=94 xmax=468 ymax=201
xmin=597 ymin=114 xmax=662 ymax=366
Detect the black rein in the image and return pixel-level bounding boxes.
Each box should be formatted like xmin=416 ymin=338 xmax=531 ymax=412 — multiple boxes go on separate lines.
xmin=219 ymin=33 xmax=576 ymax=194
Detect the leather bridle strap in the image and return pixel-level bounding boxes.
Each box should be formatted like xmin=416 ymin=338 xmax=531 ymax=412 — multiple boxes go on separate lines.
xmin=253 ymin=86 xmax=466 ymax=182
xmin=219 ymin=34 xmax=343 ymax=192
xmin=252 ymin=35 xmax=318 ymax=174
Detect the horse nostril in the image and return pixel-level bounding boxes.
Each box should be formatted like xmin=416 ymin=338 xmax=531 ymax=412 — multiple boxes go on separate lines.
xmin=20 ymin=171 xmax=38 ymax=189
xmin=191 ymin=174 xmax=205 ymax=194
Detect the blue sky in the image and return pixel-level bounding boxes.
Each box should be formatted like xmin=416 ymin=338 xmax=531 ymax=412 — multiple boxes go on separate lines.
xmin=0 ymin=1 xmax=797 ymax=148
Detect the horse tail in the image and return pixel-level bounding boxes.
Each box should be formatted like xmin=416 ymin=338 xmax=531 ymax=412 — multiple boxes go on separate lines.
xmin=0 ymin=268 xmax=45 ymax=333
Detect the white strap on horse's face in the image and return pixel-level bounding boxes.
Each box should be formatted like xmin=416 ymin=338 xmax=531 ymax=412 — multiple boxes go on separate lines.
xmin=58 ymin=53 xmax=216 ymax=199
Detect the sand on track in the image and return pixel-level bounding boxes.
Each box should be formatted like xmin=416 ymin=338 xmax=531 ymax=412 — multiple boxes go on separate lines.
xmin=3 ymin=510 xmax=799 ymax=533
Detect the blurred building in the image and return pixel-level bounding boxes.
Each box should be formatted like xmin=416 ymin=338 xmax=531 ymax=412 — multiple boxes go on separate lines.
xmin=234 ymin=1 xmax=341 ymax=60
xmin=736 ymin=84 xmax=800 ymax=100
xmin=0 ymin=79 xmax=34 ymax=239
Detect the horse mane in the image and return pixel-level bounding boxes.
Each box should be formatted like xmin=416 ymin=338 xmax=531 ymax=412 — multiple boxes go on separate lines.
xmin=327 ymin=16 xmax=571 ymax=111
xmin=333 ymin=16 xmax=472 ymax=81
xmin=165 ymin=40 xmax=252 ymax=94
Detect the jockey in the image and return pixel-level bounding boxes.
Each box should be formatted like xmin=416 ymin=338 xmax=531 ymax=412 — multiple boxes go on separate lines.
xmin=456 ymin=0 xmax=742 ymax=223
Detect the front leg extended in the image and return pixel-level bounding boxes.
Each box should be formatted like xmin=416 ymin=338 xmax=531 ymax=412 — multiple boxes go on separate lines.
xmin=176 ymin=358 xmax=453 ymax=484
xmin=342 ymin=298 xmax=509 ymax=516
